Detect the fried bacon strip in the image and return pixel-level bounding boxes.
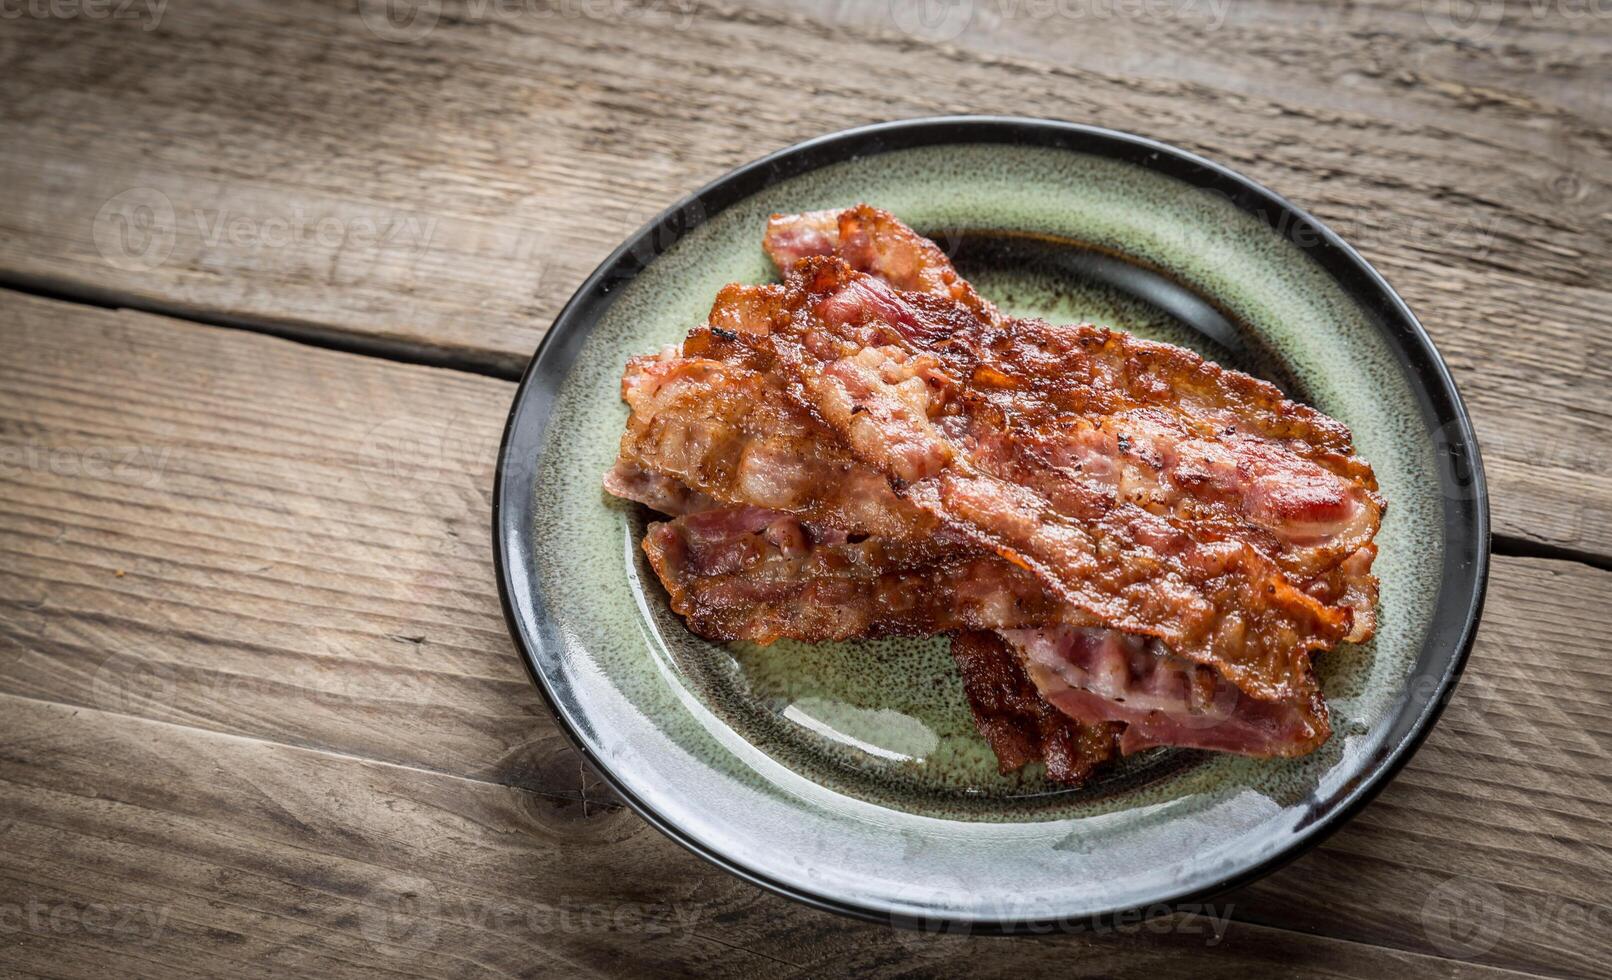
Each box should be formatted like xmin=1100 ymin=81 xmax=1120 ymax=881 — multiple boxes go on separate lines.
xmin=766 ymin=208 xmax=1377 ymax=498
xmin=640 ymin=508 xmax=1060 ymax=643
xmin=951 ymin=631 xmax=1121 ymax=783
xmin=610 ymin=346 xmax=966 ymax=553
xmin=765 ymin=205 xmax=1002 ymax=324
xmin=632 ymin=492 xmax=1333 ymax=755
xmin=1000 ymin=627 xmax=1330 ymax=757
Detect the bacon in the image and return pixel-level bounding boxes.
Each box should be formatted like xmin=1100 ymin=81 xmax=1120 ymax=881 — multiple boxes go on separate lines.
xmin=633 ymin=494 xmax=1329 ymax=758
xmin=761 ymin=209 xmax=841 ymax=269
xmin=636 ymin=497 xmax=1326 ymax=763
xmin=1303 ymin=543 xmax=1379 ymax=644
xmin=640 ymin=507 xmax=1062 ymax=643
xmin=767 ymin=204 xmax=1001 ymax=323
xmin=603 ymin=459 xmax=722 ymax=516
xmin=951 ymin=631 xmax=1121 ymax=784
xmin=612 ymin=347 xmax=956 ymax=548
xmin=767 ymin=211 xmax=1376 ymax=480
xmin=1001 ymin=627 xmax=1330 ymax=757
xmin=606 ymin=204 xmax=1385 ymax=784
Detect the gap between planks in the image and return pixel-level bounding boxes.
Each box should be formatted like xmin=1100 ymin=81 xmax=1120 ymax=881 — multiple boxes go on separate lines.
xmin=0 ymin=270 xmax=524 ymax=382
xmin=1491 ymin=534 xmax=1612 ymax=574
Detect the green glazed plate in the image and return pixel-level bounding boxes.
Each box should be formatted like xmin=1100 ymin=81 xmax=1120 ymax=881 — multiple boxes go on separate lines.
xmin=493 ymin=117 xmax=1489 ymax=930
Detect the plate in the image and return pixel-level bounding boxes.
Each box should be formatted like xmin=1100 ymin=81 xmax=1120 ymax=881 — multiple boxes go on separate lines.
xmin=493 ymin=117 xmax=1489 ymax=930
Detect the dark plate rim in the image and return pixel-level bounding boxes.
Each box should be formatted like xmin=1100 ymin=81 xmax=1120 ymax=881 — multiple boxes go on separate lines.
xmin=491 ymin=115 xmax=1491 ymax=933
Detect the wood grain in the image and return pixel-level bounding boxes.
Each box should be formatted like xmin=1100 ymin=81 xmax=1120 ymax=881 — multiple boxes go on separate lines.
xmin=0 ymin=0 xmax=1608 ymax=553
xmin=0 ymin=691 xmax=1554 ymax=980
xmin=0 ymin=290 xmax=565 ymax=796
xmin=1 ymin=290 xmax=1608 ymax=975
xmin=1228 ymin=556 xmax=1612 ymax=977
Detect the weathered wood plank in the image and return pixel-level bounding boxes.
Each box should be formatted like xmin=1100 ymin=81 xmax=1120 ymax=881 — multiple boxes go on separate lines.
xmin=0 ymin=0 xmax=1607 ymax=551
xmin=2 ymin=291 xmax=1609 ymax=973
xmin=787 ymin=0 xmax=1612 ymax=135
xmin=0 ymin=288 xmax=558 ymax=794
xmin=0 ymin=692 xmax=1558 ymax=980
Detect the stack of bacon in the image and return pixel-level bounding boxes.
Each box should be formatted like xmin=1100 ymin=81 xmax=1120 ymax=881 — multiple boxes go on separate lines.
xmin=604 ymin=205 xmax=1384 ymax=785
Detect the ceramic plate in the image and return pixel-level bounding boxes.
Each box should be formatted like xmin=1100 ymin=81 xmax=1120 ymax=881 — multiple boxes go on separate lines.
xmin=493 ymin=117 xmax=1489 ymax=930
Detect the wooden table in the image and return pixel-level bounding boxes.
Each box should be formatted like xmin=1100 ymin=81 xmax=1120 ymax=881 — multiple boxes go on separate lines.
xmin=1 ymin=2 xmax=1608 ymax=976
